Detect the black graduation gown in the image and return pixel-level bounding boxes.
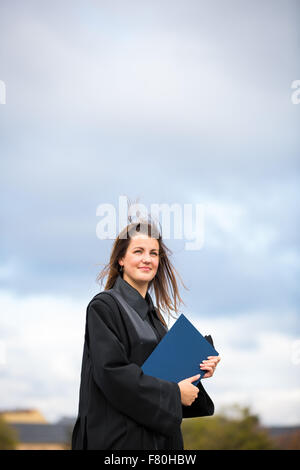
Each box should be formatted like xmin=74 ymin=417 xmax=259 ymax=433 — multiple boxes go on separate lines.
xmin=72 ymin=275 xmax=214 ymax=450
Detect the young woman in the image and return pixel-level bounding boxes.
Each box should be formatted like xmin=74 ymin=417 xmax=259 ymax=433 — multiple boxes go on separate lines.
xmin=72 ymin=220 xmax=220 ymax=450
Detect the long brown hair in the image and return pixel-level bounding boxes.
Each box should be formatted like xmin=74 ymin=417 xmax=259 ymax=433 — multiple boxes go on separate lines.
xmin=96 ymin=219 xmax=188 ymax=327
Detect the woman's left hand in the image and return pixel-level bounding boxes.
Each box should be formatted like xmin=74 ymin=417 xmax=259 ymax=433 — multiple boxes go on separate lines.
xmin=199 ymin=355 xmax=221 ymax=378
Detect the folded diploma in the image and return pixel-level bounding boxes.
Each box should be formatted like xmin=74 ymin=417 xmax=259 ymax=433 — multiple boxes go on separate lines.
xmin=141 ymin=313 xmax=219 ymax=385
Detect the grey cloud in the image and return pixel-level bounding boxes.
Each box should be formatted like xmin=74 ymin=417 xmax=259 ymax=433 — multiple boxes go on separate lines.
xmin=0 ymin=0 xmax=299 ymax=315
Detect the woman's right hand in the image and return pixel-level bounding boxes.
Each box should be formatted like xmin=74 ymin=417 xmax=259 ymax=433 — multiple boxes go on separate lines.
xmin=177 ymin=374 xmax=200 ymax=406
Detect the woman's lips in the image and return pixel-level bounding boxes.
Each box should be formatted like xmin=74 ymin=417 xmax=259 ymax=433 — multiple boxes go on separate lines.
xmin=139 ymin=267 xmax=151 ymax=271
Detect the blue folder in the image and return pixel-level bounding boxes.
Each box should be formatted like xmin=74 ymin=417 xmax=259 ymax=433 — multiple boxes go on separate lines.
xmin=141 ymin=313 xmax=219 ymax=385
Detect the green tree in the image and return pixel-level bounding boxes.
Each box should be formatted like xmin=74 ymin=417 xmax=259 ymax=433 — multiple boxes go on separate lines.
xmin=182 ymin=404 xmax=275 ymax=450
xmin=0 ymin=417 xmax=18 ymax=450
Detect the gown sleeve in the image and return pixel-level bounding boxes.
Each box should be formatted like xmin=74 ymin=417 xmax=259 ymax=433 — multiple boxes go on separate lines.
xmin=86 ymin=297 xmax=182 ymax=437
xmin=182 ymin=381 xmax=215 ymax=418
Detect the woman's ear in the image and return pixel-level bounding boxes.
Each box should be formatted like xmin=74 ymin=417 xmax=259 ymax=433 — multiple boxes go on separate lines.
xmin=118 ymin=259 xmax=124 ymax=272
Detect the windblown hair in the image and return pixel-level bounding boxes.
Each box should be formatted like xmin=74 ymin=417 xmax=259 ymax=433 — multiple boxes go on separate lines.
xmin=96 ymin=219 xmax=188 ymax=327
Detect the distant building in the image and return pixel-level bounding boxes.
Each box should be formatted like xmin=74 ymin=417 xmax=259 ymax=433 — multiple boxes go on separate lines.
xmin=0 ymin=409 xmax=73 ymax=450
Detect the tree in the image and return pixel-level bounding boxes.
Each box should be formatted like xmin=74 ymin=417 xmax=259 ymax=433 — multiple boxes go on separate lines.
xmin=0 ymin=417 xmax=19 ymax=450
xmin=182 ymin=404 xmax=275 ymax=450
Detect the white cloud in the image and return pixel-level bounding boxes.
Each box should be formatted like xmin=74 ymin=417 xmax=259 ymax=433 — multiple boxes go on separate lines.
xmin=0 ymin=290 xmax=87 ymax=421
xmin=184 ymin=310 xmax=300 ymax=426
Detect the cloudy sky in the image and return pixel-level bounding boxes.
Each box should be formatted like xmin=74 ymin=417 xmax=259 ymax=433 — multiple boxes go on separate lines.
xmin=0 ymin=0 xmax=299 ymax=427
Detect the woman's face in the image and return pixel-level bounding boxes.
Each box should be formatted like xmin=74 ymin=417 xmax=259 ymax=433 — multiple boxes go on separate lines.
xmin=119 ymin=234 xmax=160 ymax=286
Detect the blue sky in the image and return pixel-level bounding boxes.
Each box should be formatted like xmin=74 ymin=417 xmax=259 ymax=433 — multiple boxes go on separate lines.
xmin=0 ymin=0 xmax=299 ymax=426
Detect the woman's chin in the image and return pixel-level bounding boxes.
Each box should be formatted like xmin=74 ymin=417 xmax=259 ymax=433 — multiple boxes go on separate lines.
xmin=136 ymin=270 xmax=153 ymax=280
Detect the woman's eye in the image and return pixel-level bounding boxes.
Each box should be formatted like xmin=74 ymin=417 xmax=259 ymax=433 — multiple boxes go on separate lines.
xmin=134 ymin=250 xmax=158 ymax=255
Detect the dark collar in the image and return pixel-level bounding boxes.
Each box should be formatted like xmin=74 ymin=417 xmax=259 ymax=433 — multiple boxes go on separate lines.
xmin=112 ymin=274 xmax=156 ymax=320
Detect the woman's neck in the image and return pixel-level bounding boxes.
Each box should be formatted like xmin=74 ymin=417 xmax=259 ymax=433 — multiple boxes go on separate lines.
xmin=122 ymin=273 xmax=148 ymax=298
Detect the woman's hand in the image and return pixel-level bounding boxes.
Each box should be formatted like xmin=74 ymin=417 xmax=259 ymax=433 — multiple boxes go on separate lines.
xmin=177 ymin=374 xmax=200 ymax=406
xmin=200 ymin=355 xmax=221 ymax=378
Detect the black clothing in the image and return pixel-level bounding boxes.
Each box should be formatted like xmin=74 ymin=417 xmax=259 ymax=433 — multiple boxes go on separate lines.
xmin=72 ymin=275 xmax=214 ymax=450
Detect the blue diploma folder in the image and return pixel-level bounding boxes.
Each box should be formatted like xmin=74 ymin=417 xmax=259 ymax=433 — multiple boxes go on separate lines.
xmin=141 ymin=313 xmax=219 ymax=385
